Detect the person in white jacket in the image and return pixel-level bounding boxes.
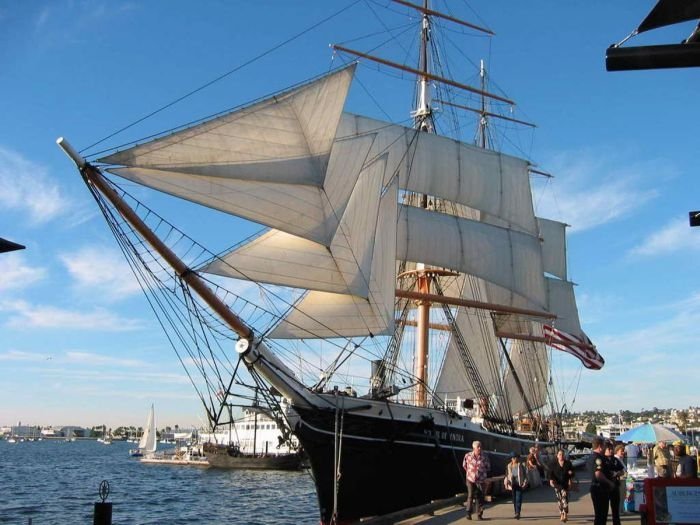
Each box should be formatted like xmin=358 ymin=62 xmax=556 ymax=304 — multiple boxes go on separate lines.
xmin=504 ymin=451 xmax=529 ymax=520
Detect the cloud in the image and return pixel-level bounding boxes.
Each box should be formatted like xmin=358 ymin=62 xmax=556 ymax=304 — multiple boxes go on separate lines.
xmin=34 ymin=6 xmax=51 ymax=32
xmin=29 ymin=2 xmax=139 ymax=49
xmin=533 ymin=150 xmax=660 ymax=232
xmin=629 ymin=217 xmax=700 ymax=257
xmin=594 ymin=296 xmax=700 ymax=361
xmin=0 ymin=146 xmax=71 ymax=224
xmin=39 ymin=366 xmax=190 ymax=386
xmin=0 ymin=253 xmax=47 ymax=292
xmin=574 ymin=290 xmax=627 ymax=331
xmin=0 ymin=300 xmax=143 ymax=331
xmin=60 ymin=246 xmax=141 ymax=300
xmin=65 ymin=351 xmax=147 ymax=368
xmin=0 ymin=350 xmax=49 ymax=362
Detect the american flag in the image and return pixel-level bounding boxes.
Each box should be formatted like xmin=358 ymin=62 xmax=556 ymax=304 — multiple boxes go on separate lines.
xmin=543 ymin=325 xmax=604 ymax=370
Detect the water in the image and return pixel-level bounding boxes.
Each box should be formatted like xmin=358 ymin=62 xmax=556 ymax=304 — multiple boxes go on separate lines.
xmin=0 ymin=439 xmax=319 ymax=524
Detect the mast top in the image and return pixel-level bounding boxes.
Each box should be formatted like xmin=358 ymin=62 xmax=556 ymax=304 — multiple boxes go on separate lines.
xmin=56 ymin=137 xmax=86 ymax=169
xmin=392 ymin=0 xmax=494 ymax=35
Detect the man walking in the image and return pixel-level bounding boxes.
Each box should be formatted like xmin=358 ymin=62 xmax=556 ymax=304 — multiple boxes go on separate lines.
xmin=463 ymin=440 xmax=491 ymax=520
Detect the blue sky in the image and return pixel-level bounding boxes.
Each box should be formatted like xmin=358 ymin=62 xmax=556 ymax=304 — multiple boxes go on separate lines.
xmin=1 ymin=1 xmax=698 ymax=428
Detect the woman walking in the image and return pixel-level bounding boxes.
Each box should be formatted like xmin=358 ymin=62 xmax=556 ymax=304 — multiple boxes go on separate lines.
xmin=504 ymin=451 xmax=529 ymax=520
xmin=549 ymin=449 xmax=575 ymax=522
xmin=526 ymin=446 xmax=543 ymax=487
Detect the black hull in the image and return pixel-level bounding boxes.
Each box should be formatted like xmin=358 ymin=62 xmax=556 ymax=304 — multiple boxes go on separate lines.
xmin=293 ymin=405 xmax=546 ymax=524
xmin=204 ymin=445 xmax=302 ymax=470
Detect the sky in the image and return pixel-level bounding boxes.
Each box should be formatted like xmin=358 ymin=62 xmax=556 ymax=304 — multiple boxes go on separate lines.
xmin=1 ymin=1 xmax=699 ymax=429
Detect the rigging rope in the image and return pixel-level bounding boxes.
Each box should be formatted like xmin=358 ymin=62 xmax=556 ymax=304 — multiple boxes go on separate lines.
xmin=81 ymin=0 xmax=363 ymax=155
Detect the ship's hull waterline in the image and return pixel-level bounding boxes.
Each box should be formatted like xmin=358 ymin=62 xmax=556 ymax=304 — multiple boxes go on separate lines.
xmin=204 ymin=444 xmax=303 ymax=470
xmin=291 ymin=400 xmax=550 ymax=524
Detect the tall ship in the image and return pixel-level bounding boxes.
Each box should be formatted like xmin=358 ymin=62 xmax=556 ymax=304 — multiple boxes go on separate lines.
xmin=57 ymin=2 xmax=603 ymax=523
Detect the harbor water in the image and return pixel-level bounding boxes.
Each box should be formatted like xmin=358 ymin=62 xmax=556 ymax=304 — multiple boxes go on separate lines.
xmin=0 ymin=439 xmax=318 ymax=524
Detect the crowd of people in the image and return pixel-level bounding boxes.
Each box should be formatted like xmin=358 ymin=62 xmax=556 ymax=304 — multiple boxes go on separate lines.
xmin=461 ymin=437 xmax=698 ymax=522
xmin=462 ymin=441 xmax=575 ymax=521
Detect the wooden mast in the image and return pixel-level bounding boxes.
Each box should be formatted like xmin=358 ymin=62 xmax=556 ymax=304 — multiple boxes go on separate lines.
xmin=332 ymin=44 xmax=514 ymax=105
xmin=392 ymin=0 xmax=494 ymax=35
xmin=56 ymin=138 xmax=254 ymax=342
xmin=413 ymin=0 xmax=431 ymax=407
xmin=436 ymin=98 xmax=536 ymax=128
xmin=395 ymin=289 xmax=556 ymax=319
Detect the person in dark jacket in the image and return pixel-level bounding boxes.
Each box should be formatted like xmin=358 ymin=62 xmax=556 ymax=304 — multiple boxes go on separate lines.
xmin=588 ymin=437 xmax=615 ymax=525
xmin=674 ymin=443 xmax=698 ymax=478
xmin=605 ymin=443 xmax=625 ymax=525
xmin=549 ymin=449 xmax=575 ymax=522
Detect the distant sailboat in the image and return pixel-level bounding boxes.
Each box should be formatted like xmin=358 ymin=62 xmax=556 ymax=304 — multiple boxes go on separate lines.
xmin=102 ymin=424 xmax=112 ymax=445
xmin=130 ymin=404 xmax=157 ymax=457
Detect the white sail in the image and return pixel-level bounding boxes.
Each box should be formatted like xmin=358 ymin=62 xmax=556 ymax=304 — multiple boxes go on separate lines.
xmin=203 ymin=138 xmax=386 ymax=298
xmin=269 ymin=177 xmax=398 ymax=339
xmin=338 ymin=114 xmax=538 ymax=234
xmin=101 ymin=67 xmax=549 ymax=326
xmin=102 ymin=66 xmax=357 ymax=246
xmin=503 ymin=336 xmax=550 ymax=415
xmin=398 ymin=206 xmax=546 ymax=309
xmin=432 ymin=274 xmax=502 ymax=401
xmin=545 ymin=277 xmax=583 ymax=337
xmin=537 ymin=217 xmax=568 ymax=281
xmin=139 ymin=404 xmax=157 ymax=453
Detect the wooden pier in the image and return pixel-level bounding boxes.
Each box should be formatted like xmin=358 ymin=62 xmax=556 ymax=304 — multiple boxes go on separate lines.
xmin=359 ymin=480 xmax=641 ymax=525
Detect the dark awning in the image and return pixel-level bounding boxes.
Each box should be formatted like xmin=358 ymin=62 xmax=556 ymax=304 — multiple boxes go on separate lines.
xmin=0 ymin=238 xmax=26 ymax=253
xmin=638 ymin=0 xmax=700 ymax=33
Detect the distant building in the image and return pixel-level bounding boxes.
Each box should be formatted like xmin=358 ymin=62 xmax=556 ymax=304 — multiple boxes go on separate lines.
xmin=60 ymin=426 xmax=86 ymax=439
xmin=11 ymin=425 xmax=42 ymax=439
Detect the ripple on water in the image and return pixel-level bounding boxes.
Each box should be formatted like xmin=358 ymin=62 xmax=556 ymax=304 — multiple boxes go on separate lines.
xmin=0 ymin=440 xmax=319 ymax=524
